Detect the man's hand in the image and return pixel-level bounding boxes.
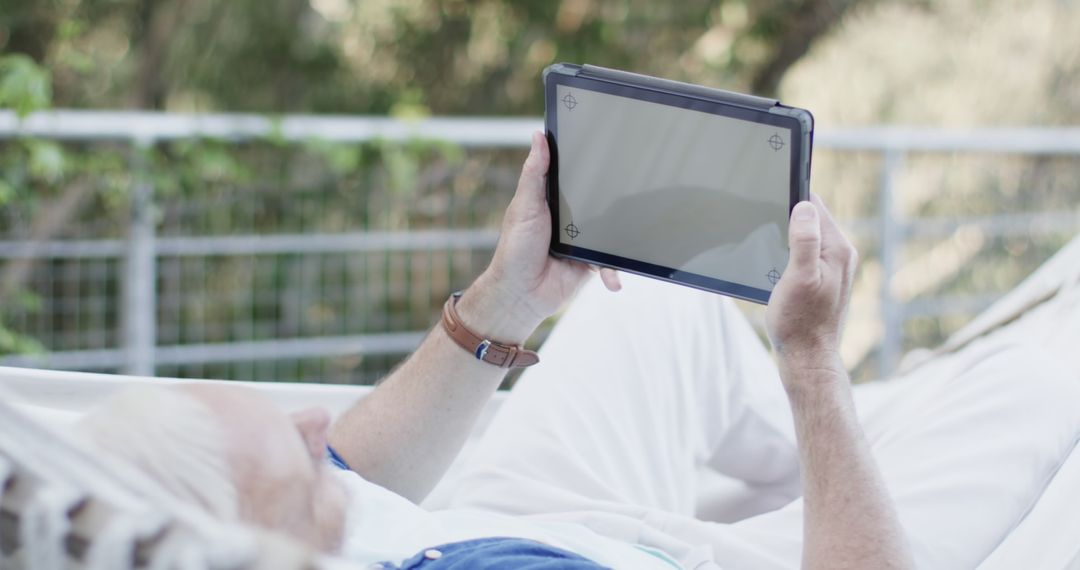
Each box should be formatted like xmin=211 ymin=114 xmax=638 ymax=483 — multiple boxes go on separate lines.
xmin=466 ymin=131 xmax=620 ymax=343
xmin=765 ymin=194 xmax=857 ymax=383
xmin=763 ymin=195 xmax=914 ymax=569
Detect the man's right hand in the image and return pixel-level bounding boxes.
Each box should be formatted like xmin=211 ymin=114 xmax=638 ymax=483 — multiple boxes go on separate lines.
xmin=764 ymin=194 xmax=858 ymax=388
xmin=763 ymin=194 xmax=914 ymax=570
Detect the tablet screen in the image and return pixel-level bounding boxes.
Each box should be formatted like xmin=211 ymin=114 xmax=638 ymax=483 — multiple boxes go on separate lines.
xmin=554 ymin=83 xmax=793 ymax=293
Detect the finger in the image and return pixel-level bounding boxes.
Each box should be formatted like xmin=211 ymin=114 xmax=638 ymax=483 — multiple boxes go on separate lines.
xmin=812 ymin=194 xmax=846 ymax=248
xmin=787 ymin=200 xmax=822 ymax=282
xmin=809 ymin=193 xmax=851 ymax=259
xmin=599 ymin=267 xmax=622 ymax=292
xmin=513 ymin=131 xmax=550 ymax=209
xmin=570 ymin=260 xmax=595 ymax=274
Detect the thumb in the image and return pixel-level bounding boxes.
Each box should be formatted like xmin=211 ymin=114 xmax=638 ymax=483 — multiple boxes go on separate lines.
xmin=513 ymin=132 xmax=549 ymax=208
xmin=787 ymin=201 xmax=821 ymax=277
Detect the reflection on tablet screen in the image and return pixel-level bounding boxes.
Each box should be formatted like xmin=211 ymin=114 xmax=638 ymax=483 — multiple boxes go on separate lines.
xmin=556 ymin=84 xmax=792 ymax=291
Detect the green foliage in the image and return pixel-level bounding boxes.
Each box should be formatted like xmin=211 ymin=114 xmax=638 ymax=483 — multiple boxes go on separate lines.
xmin=302 ymin=138 xmax=364 ymax=177
xmin=0 ymin=178 xmax=15 ymax=206
xmin=26 ymin=140 xmax=65 ymax=182
xmin=0 ymin=54 xmax=52 ymax=117
xmin=0 ymin=0 xmax=854 ymax=113
xmin=0 ymin=292 xmax=45 ymax=356
xmin=0 ymin=128 xmax=486 ymax=361
xmin=0 ymin=322 xmax=45 ymax=356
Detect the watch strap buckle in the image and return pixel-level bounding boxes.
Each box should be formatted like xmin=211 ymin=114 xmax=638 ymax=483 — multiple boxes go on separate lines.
xmin=441 ymin=292 xmax=540 ymax=369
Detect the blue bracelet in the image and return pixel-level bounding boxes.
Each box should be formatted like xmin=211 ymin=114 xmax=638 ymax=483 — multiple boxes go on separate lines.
xmin=326 ymin=444 xmax=351 ymax=471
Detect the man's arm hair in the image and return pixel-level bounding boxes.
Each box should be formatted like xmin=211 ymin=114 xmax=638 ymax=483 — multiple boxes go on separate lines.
xmin=782 ymin=356 xmax=915 ymax=570
xmin=766 ymin=197 xmax=915 ymax=569
xmin=327 ymin=278 xmax=528 ymax=503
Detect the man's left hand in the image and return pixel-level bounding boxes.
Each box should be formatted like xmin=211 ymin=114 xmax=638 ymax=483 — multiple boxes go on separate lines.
xmin=470 ymin=132 xmax=620 ymax=342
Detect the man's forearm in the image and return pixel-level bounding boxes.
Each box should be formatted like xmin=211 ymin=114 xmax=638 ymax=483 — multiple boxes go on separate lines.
xmin=781 ymin=354 xmax=914 ymax=570
xmin=328 ymin=273 xmax=541 ymax=503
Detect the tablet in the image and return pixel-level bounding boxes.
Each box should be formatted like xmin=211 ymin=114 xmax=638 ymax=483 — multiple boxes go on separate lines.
xmin=544 ymin=63 xmax=813 ymax=304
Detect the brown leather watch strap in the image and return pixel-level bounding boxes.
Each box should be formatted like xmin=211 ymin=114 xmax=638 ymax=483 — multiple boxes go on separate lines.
xmin=441 ymin=292 xmax=539 ymax=368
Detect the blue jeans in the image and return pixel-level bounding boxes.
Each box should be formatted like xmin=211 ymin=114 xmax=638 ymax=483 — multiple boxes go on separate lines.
xmin=371 ymin=537 xmax=610 ymax=569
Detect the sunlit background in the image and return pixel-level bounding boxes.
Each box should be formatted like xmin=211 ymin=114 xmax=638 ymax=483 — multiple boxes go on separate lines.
xmin=1 ymin=0 xmax=1078 ymax=384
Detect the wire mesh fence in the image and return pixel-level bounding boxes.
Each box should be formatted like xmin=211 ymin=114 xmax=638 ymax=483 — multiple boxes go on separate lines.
xmin=1 ymin=111 xmax=1079 ymax=384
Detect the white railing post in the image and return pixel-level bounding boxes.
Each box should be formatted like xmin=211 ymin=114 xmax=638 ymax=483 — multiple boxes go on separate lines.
xmin=878 ymin=149 xmax=905 ymax=378
xmin=121 ymin=138 xmax=157 ymax=375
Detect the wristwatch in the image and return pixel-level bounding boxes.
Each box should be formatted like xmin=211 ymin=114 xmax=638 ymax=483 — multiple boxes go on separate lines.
xmin=440 ymin=292 xmax=540 ymax=369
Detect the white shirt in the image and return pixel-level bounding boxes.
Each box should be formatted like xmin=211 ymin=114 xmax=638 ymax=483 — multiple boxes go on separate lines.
xmin=333 ymin=469 xmax=682 ymax=568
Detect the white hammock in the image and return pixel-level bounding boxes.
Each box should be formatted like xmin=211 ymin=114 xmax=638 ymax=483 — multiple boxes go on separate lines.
xmin=2 ymin=236 xmax=1079 ymax=569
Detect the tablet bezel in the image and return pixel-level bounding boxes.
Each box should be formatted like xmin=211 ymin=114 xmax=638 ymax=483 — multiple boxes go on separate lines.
xmin=544 ymin=71 xmax=808 ymax=304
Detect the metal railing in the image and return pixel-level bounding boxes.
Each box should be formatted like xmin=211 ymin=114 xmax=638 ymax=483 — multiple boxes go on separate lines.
xmin=2 ymin=110 xmax=1079 ymax=380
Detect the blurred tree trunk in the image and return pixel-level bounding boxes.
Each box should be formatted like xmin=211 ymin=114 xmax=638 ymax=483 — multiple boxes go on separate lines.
xmin=750 ymin=0 xmax=865 ymax=96
xmin=2 ymin=1 xmax=58 ymax=63
xmin=0 ymin=181 xmax=93 ymax=305
xmin=0 ymin=3 xmax=78 ymax=307
xmin=128 ymin=0 xmax=187 ymax=109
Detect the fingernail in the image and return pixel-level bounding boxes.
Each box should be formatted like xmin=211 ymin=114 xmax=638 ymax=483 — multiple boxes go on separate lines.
xmin=530 ymin=132 xmax=540 ymax=154
xmin=794 ymin=202 xmax=816 ymax=221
